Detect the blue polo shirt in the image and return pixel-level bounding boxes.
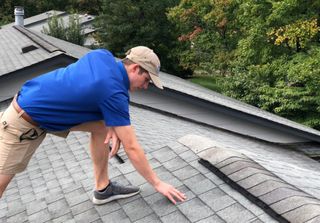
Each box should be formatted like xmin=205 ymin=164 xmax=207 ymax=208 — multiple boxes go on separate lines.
xmin=17 ymin=49 xmax=131 ymax=131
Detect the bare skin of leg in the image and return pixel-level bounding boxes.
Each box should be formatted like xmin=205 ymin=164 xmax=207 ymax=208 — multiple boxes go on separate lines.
xmin=0 ymin=174 xmax=15 ymax=198
xmin=71 ymin=121 xmax=110 ymax=190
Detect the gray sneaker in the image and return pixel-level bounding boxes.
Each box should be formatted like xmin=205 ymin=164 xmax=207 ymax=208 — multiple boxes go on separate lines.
xmin=92 ymin=181 xmax=140 ymax=205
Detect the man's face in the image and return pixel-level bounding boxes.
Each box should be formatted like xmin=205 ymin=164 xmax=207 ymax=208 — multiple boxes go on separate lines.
xmin=129 ymin=66 xmax=151 ymax=91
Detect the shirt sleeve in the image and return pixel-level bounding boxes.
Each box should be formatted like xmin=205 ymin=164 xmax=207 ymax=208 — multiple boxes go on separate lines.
xmin=99 ymin=92 xmax=131 ymax=127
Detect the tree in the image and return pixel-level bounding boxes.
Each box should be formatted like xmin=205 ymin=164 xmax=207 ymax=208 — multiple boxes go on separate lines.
xmin=94 ymin=0 xmax=189 ymax=77
xmin=42 ymin=14 xmax=85 ymax=46
xmin=167 ymin=0 xmax=240 ymax=75
xmin=168 ymin=0 xmax=320 ymax=129
xmin=222 ymin=0 xmax=320 ymax=129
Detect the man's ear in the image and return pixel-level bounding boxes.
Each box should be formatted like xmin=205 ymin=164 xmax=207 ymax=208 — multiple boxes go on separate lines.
xmin=131 ymin=63 xmax=140 ymax=73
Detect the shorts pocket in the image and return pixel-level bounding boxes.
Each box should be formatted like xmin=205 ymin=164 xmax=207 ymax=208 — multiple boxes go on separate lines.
xmin=0 ymin=118 xmax=20 ymax=143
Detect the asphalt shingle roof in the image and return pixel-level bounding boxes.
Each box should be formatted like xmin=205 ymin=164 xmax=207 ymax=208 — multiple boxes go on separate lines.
xmin=0 ymin=26 xmax=63 ymax=77
xmin=0 ymin=25 xmax=90 ymax=78
xmin=2 ymin=103 xmax=319 ymax=222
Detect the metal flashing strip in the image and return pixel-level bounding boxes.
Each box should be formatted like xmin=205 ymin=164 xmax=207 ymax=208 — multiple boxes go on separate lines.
xmin=13 ymin=25 xmax=63 ymax=53
xmin=198 ymin=147 xmax=320 ymax=223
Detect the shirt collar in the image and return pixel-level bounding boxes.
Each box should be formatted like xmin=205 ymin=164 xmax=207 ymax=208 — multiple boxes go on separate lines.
xmin=117 ymin=61 xmax=129 ymax=90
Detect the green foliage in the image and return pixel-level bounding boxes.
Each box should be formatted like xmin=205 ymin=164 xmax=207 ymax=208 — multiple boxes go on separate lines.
xmin=168 ymin=0 xmax=320 ymax=129
xmin=268 ymin=18 xmax=319 ymax=52
xmin=94 ymin=0 xmax=191 ymax=77
xmin=190 ymin=75 xmax=225 ymax=93
xmin=42 ymin=14 xmax=85 ymax=45
xmin=167 ymin=0 xmax=240 ymax=75
xmin=224 ymin=48 xmax=320 ymax=129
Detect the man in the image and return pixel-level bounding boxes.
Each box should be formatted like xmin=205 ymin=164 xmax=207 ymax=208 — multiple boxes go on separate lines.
xmin=0 ymin=46 xmax=186 ymax=204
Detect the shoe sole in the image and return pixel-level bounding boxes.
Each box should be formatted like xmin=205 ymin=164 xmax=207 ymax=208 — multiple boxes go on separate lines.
xmin=92 ymin=190 xmax=140 ymax=205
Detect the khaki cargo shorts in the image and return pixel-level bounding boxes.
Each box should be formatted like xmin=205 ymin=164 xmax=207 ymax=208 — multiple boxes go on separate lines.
xmin=0 ymin=103 xmax=46 ymax=174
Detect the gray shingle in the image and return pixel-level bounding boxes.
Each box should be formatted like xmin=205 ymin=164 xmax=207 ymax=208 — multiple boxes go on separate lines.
xmin=183 ymin=174 xmax=216 ymax=195
xmin=6 ymin=211 xmax=28 ymax=223
xmin=94 ymin=201 xmax=121 ymax=217
xmin=151 ymin=146 xmax=177 ymax=163
xmin=47 ymin=198 xmax=70 ymax=218
xmin=172 ymin=165 xmax=199 ymax=181
xmin=306 ymin=215 xmax=320 ymax=223
xmin=6 ymin=201 xmax=26 ymax=218
xmin=248 ymin=180 xmax=295 ymax=197
xmin=178 ymin=198 xmax=214 ymax=222
xmin=65 ymin=188 xmax=90 ymax=207
xmin=199 ymin=188 xmax=236 ymax=212
xmin=217 ymin=203 xmax=255 ymax=223
xmin=73 ymin=208 xmax=100 ymax=223
xmin=161 ymin=211 xmax=190 ymax=223
xmin=134 ymin=214 xmax=162 ymax=223
xmin=144 ymin=192 xmax=177 ymax=217
xmin=125 ymin=171 xmax=146 ymax=186
xmin=179 ymin=150 xmax=199 ymax=162
xmin=282 ymin=204 xmax=320 ymax=223
xmin=101 ymin=209 xmax=131 ymax=223
xmin=237 ymin=173 xmax=283 ymax=189
xmin=28 ymin=209 xmax=52 ymax=223
xmin=122 ymin=198 xmax=154 ymax=221
xmin=52 ymin=212 xmax=74 ymax=223
xmin=70 ymin=200 xmax=94 ymax=216
xmin=139 ymin=182 xmax=157 ymax=198
xmin=196 ymin=215 xmax=225 ymax=223
xmin=162 ymin=156 xmax=188 ymax=172
xmin=178 ymin=135 xmax=219 ymax=154
xmin=259 ymin=187 xmax=310 ymax=205
xmin=26 ymin=199 xmax=47 ymax=215
xmin=270 ymin=196 xmax=320 ymax=214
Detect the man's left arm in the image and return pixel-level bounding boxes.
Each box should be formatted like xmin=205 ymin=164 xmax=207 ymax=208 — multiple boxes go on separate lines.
xmin=108 ymin=125 xmax=186 ymax=204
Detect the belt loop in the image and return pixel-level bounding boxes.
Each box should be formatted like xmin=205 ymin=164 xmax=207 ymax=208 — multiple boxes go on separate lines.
xmin=1 ymin=120 xmax=8 ymax=129
xmin=18 ymin=110 xmax=24 ymax=117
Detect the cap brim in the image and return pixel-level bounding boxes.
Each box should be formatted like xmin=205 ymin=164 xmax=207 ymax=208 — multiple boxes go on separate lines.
xmin=149 ymin=73 xmax=163 ymax=89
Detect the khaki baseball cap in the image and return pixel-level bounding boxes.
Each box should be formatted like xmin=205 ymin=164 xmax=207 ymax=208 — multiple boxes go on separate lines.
xmin=125 ymin=46 xmax=163 ymax=89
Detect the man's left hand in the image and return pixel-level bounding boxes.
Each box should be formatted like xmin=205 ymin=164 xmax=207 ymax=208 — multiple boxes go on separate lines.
xmin=104 ymin=127 xmax=121 ymax=158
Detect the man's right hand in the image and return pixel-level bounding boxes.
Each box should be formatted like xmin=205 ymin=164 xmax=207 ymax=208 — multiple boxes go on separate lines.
xmin=154 ymin=181 xmax=186 ymax=204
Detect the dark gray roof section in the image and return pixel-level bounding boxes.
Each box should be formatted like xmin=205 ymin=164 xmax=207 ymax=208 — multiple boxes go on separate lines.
xmin=2 ymin=10 xmax=67 ymax=29
xmin=0 ymin=26 xmax=63 ymax=76
xmin=159 ymin=72 xmax=320 ymax=141
xmin=14 ymin=25 xmax=61 ymax=53
xmin=32 ymin=27 xmax=90 ymax=59
xmin=131 ymin=87 xmax=310 ymax=144
xmin=2 ymin=10 xmax=94 ymax=32
xmin=0 ymin=25 xmax=90 ymax=78
xmin=198 ymin=146 xmax=320 ymax=223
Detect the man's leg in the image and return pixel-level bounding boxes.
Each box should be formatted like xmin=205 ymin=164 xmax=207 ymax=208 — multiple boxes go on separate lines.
xmin=71 ymin=121 xmax=140 ymax=204
xmin=71 ymin=121 xmax=109 ymax=190
xmin=0 ymin=174 xmax=14 ymax=197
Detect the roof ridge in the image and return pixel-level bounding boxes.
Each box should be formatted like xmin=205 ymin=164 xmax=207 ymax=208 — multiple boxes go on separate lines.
xmin=23 ymin=10 xmax=68 ymax=26
xmin=178 ymin=134 xmax=320 ymax=223
xmin=13 ymin=25 xmax=64 ymax=53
